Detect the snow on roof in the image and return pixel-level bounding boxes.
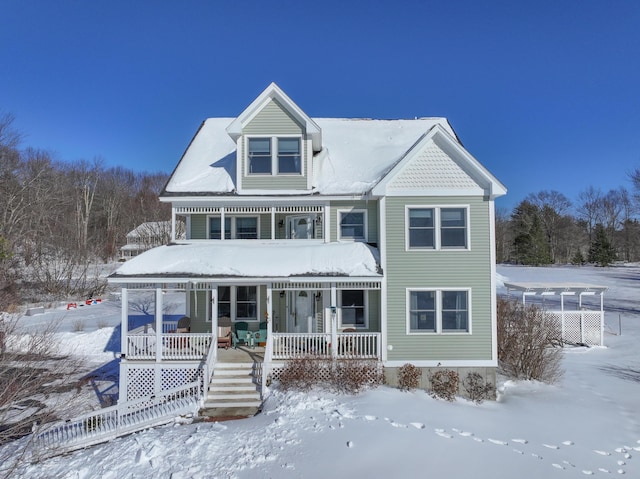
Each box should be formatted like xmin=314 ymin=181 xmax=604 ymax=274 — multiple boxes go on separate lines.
xmin=504 ymin=282 xmax=608 ymax=294
xmin=110 ymin=241 xmax=381 ymax=279
xmin=163 ymin=117 xmax=456 ymax=196
xmin=127 ymin=221 xmax=171 ymax=238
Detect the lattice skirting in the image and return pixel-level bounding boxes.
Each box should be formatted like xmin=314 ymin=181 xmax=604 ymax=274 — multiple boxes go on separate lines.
xmin=122 ymin=363 xmax=203 ymax=402
xmin=550 ymin=312 xmax=603 ymax=346
xmin=267 ymin=358 xmax=383 ymax=386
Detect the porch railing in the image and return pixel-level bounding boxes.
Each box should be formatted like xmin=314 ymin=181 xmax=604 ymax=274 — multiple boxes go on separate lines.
xmin=125 ymin=333 xmax=212 ymax=360
xmin=33 ymin=380 xmax=201 ymax=458
xmin=270 ymin=332 xmax=381 ymax=360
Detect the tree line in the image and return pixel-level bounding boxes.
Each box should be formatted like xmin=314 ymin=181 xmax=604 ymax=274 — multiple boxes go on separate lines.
xmin=0 ymin=112 xmax=170 ymax=305
xmin=496 ymin=182 xmax=640 ymax=266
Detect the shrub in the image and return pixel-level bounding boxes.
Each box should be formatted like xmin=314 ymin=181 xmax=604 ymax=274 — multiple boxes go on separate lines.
xmin=277 ymin=356 xmax=382 ymax=394
xmin=397 ymin=363 xmax=421 ymax=391
xmin=429 ymin=369 xmax=459 ymax=401
xmin=497 ymin=298 xmax=563 ymax=383
xmin=71 ymin=318 xmax=85 ymax=332
xmin=462 ymin=372 xmax=494 ymax=404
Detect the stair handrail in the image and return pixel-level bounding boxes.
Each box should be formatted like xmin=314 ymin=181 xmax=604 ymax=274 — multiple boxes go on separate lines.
xmin=32 ymin=380 xmax=202 ymax=458
xmin=261 ymin=332 xmax=273 ymax=400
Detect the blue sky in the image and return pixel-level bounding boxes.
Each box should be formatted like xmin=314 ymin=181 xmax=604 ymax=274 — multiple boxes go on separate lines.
xmin=2 ymin=0 xmax=639 ymax=210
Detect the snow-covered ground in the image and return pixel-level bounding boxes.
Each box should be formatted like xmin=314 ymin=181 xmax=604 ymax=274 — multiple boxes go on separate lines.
xmin=5 ymin=264 xmax=640 ymax=478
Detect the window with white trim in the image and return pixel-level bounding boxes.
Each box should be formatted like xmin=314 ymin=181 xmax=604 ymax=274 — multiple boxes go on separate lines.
xmin=247 ymin=137 xmax=302 ymax=175
xmin=338 ymin=209 xmax=367 ymax=241
xmin=209 ymin=216 xmax=258 ymax=239
xmin=407 ymin=289 xmax=470 ymax=333
xmin=407 ymin=206 xmax=468 ymax=250
xmin=340 ymin=290 xmax=367 ymax=328
xmin=215 ymin=286 xmax=258 ymax=322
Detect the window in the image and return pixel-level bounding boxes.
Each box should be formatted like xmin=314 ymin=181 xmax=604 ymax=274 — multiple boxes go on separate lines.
xmin=248 ymin=138 xmax=272 ymax=174
xmin=277 ymin=138 xmax=301 ymax=174
xmin=407 ymin=206 xmax=468 ymax=250
xmin=407 ymin=289 xmax=470 ymax=334
xmin=338 ymin=210 xmax=367 ymax=241
xmin=340 ymin=290 xmax=366 ymax=328
xmin=216 ymin=286 xmax=258 ymax=322
xmin=247 ymin=137 xmax=302 ymax=175
xmin=209 ymin=216 xmax=258 ymax=239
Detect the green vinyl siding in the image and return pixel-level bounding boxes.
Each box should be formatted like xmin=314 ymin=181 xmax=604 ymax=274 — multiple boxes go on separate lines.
xmin=242 ymin=99 xmax=309 ymax=191
xmin=366 ymin=290 xmax=380 ymax=332
xmin=384 ymin=196 xmax=494 ymax=361
xmin=190 ymin=215 xmax=207 ymax=239
xmin=243 ymin=99 xmax=303 ymax=135
xmin=330 ymin=200 xmax=379 ymax=244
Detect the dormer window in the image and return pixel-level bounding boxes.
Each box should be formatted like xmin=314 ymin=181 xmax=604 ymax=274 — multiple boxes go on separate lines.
xmin=247 ymin=137 xmax=301 ymax=175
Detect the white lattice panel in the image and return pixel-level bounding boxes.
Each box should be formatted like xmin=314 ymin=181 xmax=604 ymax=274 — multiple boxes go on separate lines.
xmin=550 ymin=311 xmax=603 ymax=346
xmin=126 ymin=367 xmax=155 ymax=401
xmin=123 ymin=364 xmax=204 ymax=401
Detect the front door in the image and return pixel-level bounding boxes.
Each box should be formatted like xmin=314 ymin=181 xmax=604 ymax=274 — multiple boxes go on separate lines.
xmin=287 ymin=215 xmax=314 ymax=239
xmin=288 ymin=290 xmax=314 ymax=333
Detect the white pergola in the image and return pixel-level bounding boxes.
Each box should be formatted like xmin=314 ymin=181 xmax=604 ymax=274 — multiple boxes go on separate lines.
xmin=504 ymin=282 xmax=608 ymax=347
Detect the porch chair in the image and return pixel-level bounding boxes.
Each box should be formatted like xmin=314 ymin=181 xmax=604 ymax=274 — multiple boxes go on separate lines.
xmin=217 ymin=326 xmax=232 ymax=349
xmin=233 ymin=321 xmax=250 ymax=348
xmin=176 ymin=316 xmax=191 ymax=333
xmin=254 ymin=321 xmax=268 ymax=346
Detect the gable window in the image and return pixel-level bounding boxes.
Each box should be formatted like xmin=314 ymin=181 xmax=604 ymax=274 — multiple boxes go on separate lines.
xmin=247 ymin=137 xmax=302 ymax=176
xmin=248 ymin=138 xmax=272 ymax=174
xmin=277 ymin=138 xmax=301 ymax=174
xmin=407 ymin=289 xmax=470 ymax=334
xmin=340 ymin=290 xmax=366 ymax=328
xmin=209 ymin=216 xmax=258 ymax=239
xmin=406 ymin=206 xmax=468 ymax=250
xmin=338 ymin=209 xmax=367 ymax=241
xmin=215 ymin=286 xmax=258 ymax=322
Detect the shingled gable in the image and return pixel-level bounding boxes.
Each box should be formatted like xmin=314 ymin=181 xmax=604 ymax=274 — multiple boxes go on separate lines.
xmin=225 ymin=82 xmax=323 ymax=152
xmin=371 ymin=123 xmax=507 ymax=199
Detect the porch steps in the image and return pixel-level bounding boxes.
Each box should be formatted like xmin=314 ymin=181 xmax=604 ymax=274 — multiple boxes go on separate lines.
xmin=200 ymin=362 xmax=262 ymax=418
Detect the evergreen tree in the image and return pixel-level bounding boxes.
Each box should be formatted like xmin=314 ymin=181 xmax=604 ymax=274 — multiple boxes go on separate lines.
xmin=588 ymin=223 xmax=617 ymax=266
xmin=511 ymin=200 xmax=552 ymax=265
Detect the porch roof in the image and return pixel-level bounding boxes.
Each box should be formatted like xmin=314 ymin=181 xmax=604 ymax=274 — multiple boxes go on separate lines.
xmin=504 ymin=282 xmax=608 ymax=295
xmin=109 ymin=241 xmax=381 ymax=281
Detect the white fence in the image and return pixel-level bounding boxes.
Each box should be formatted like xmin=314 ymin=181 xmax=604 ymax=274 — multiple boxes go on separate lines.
xmin=126 ymin=333 xmax=212 ymax=360
xmin=271 ymin=332 xmax=381 ymax=360
xmin=548 ymin=311 xmax=603 ymax=346
xmin=33 ymin=380 xmax=202 ymax=458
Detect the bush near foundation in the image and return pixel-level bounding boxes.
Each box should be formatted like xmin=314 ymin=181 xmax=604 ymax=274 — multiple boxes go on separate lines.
xmin=397 ymin=363 xmax=421 ymax=391
xmin=497 ymin=298 xmax=563 ymax=383
xmin=429 ymin=369 xmax=459 ymax=401
xmin=462 ymin=372 xmax=494 ymax=404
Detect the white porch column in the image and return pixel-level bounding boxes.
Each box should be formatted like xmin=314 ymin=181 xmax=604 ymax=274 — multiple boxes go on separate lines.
xmin=324 ymin=205 xmax=331 ymax=243
xmin=270 ymin=207 xmax=276 ymax=240
xmin=211 ymin=285 xmax=218 ymax=332
xmin=155 ymin=287 xmax=163 ymax=364
xmin=330 ymin=283 xmax=337 ymax=359
xmin=266 ymin=285 xmax=273 ymax=361
xmin=171 ymin=206 xmax=176 ymax=241
xmin=119 ymin=287 xmax=129 ymax=403
xmin=220 ymin=207 xmax=226 ymax=241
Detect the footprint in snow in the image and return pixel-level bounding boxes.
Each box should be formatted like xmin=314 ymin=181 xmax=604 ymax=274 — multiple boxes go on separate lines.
xmin=563 ymin=440 xmax=574 ymax=446
xmin=598 ymin=468 xmax=610 ymax=473
xmin=435 ymin=430 xmax=453 ymax=439
xmin=563 ymin=461 xmax=576 ymax=468
xmin=594 ymin=450 xmax=611 ymax=456
xmin=458 ymin=431 xmax=473 ymax=437
xmin=531 ymin=453 xmax=543 ymax=459
xmin=582 ymin=470 xmax=594 ymax=475
xmin=346 ymin=441 xmax=354 ymax=448
xmin=552 ymin=464 xmax=564 ymax=470
xmin=473 ymin=438 xmax=484 ymax=443
xmin=617 ymin=461 xmax=626 ymax=466
xmin=513 ymin=449 xmax=524 ymax=455
xmin=363 ymin=415 xmax=377 ymax=421
xmin=390 ymin=422 xmax=407 ymax=428
xmin=488 ymin=439 xmax=508 ymax=446
xmin=617 ymin=469 xmax=625 ymax=474
xmin=410 ymin=422 xmax=425 ymax=429
xmin=543 ymin=444 xmax=560 ymax=450
xmin=512 ymin=438 xmax=528 ymax=444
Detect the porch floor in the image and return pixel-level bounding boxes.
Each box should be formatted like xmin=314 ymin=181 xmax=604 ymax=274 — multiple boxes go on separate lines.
xmin=216 ymin=345 xmax=265 ymax=363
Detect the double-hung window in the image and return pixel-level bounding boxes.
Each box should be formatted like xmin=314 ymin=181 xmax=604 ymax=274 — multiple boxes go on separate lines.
xmin=407 ymin=206 xmax=468 ymax=250
xmin=407 ymin=289 xmax=470 ymax=333
xmin=340 ymin=290 xmax=366 ymax=328
xmin=209 ymin=216 xmax=258 ymax=239
xmin=247 ymin=137 xmax=302 ymax=175
xmin=216 ymin=286 xmax=258 ymax=322
xmin=338 ymin=209 xmax=367 ymax=241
